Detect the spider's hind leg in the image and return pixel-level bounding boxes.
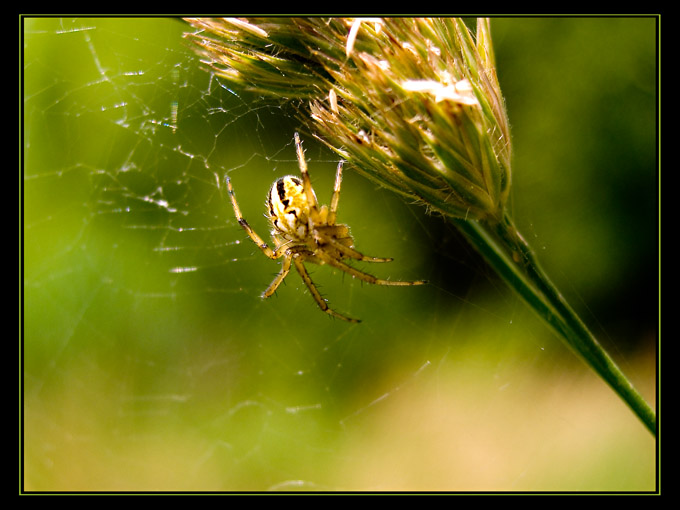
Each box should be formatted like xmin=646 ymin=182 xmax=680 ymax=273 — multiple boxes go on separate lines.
xmin=292 ymin=255 xmax=361 ymax=323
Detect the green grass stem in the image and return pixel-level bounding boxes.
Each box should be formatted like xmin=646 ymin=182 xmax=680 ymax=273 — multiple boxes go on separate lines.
xmin=454 ymin=215 xmax=656 ymax=435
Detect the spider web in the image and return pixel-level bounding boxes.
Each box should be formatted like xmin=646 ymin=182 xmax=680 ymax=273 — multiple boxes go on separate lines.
xmin=22 ymin=17 xmax=657 ymax=492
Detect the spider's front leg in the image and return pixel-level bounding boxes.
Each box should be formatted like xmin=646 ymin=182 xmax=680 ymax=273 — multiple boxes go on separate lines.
xmin=226 ymin=175 xmax=278 ymax=259
xmin=327 ymin=160 xmax=344 ymax=226
xmin=294 ymin=132 xmax=319 ymax=213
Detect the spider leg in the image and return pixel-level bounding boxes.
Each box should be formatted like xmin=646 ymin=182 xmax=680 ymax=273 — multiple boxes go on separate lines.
xmin=294 ymin=133 xmax=319 ymax=211
xmin=319 ymin=252 xmax=427 ymax=286
xmin=327 ymin=160 xmax=343 ymax=226
xmin=317 ymin=233 xmax=393 ymax=262
xmin=292 ymin=255 xmax=361 ymax=323
xmin=263 ymin=254 xmax=293 ymax=298
xmin=226 ymin=176 xmax=277 ymax=259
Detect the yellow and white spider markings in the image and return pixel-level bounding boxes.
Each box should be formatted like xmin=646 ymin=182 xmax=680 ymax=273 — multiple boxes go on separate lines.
xmin=226 ymin=133 xmax=427 ymax=323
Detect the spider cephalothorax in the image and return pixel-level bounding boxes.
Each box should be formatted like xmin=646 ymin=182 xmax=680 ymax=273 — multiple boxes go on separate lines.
xmin=226 ymin=133 xmax=426 ymax=323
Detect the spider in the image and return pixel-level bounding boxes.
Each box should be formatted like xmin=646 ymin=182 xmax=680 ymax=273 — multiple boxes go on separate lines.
xmin=226 ymin=133 xmax=426 ymax=323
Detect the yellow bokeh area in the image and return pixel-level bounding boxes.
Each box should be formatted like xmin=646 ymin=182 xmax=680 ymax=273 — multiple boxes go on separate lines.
xmin=22 ymin=17 xmax=657 ymax=492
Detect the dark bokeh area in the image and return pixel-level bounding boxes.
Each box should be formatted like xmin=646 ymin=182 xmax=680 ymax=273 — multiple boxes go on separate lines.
xmin=491 ymin=17 xmax=657 ymax=354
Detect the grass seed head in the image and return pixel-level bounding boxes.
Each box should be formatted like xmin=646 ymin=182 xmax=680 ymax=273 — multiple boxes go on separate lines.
xmin=185 ymin=17 xmax=512 ymax=221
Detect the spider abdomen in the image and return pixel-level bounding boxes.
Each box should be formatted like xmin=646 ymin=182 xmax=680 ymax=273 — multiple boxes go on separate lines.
xmin=267 ymin=175 xmax=313 ymax=238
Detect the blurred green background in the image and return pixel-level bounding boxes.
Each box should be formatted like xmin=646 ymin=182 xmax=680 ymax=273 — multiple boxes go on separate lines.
xmin=23 ymin=17 xmax=657 ymax=491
